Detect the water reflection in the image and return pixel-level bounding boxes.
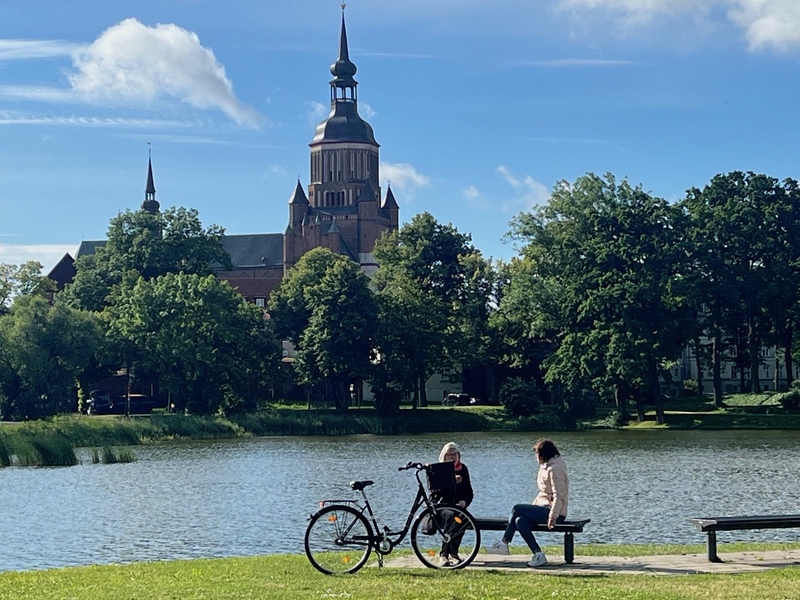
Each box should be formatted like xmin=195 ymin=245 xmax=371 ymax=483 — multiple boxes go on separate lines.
xmin=2 ymin=429 xmax=800 ymax=572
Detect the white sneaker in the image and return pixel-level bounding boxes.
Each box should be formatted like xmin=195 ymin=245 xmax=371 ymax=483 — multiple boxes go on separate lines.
xmin=438 ymin=554 xmax=451 ymax=567
xmin=450 ymin=552 xmax=462 ymax=563
xmin=526 ymin=551 xmax=548 ymax=567
xmin=489 ymin=539 xmax=510 ymax=555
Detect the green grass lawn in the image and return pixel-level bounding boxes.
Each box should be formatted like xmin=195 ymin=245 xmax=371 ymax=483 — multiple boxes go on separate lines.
xmin=2 ymin=548 xmax=800 ymax=600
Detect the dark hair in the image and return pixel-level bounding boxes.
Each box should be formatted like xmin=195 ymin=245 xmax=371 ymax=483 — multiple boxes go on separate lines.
xmin=533 ymin=438 xmax=560 ymax=462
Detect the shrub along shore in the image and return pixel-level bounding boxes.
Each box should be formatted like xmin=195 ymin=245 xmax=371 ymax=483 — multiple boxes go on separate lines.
xmin=2 ymin=394 xmax=800 ymax=466
xmin=1 ymin=544 xmax=799 ymax=600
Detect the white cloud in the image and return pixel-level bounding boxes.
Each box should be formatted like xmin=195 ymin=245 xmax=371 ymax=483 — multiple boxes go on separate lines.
xmin=0 ymin=111 xmax=191 ymax=128
xmin=729 ymin=0 xmax=800 ymax=51
xmin=359 ymin=102 xmax=376 ymax=119
xmin=557 ymin=0 xmax=800 ymax=51
xmin=0 ymin=244 xmax=77 ymax=272
xmin=380 ymin=162 xmax=431 ymax=201
xmin=0 ymin=39 xmax=78 ymax=61
xmin=496 ymin=166 xmax=550 ymax=213
xmin=265 ymin=163 xmax=289 ymax=177
xmin=517 ymin=58 xmax=642 ymax=66
xmin=307 ymin=100 xmax=329 ymax=125
xmin=65 ymin=18 xmax=262 ymax=126
xmin=462 ymin=185 xmax=491 ymax=209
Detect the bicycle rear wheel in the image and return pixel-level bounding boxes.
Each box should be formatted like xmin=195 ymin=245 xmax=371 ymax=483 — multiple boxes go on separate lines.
xmin=305 ymin=504 xmax=374 ymax=575
xmin=410 ymin=506 xmax=480 ymax=570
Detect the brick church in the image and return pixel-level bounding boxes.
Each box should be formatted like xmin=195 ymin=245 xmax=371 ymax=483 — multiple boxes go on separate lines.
xmin=59 ymin=11 xmax=399 ymax=304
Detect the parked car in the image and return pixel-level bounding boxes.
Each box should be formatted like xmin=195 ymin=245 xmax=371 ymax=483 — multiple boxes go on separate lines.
xmin=442 ymin=393 xmax=470 ymax=406
xmin=85 ymin=390 xmax=163 ymax=415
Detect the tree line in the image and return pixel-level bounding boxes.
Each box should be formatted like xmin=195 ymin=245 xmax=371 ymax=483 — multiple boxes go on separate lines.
xmin=3 ymin=170 xmax=800 ymax=423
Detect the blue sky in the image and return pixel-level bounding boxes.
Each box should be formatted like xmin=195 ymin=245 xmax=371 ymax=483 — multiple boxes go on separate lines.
xmin=2 ymin=0 xmax=800 ymax=272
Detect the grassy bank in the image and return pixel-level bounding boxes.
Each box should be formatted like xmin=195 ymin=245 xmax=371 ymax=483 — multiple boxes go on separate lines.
xmin=0 ymin=406 xmax=560 ymax=465
xmin=1 ymin=547 xmax=800 ymax=600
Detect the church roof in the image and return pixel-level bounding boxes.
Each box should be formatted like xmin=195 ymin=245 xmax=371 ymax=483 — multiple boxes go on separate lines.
xmin=220 ymin=233 xmax=283 ymax=269
xmin=311 ymin=101 xmax=377 ymax=145
xmin=76 ymin=240 xmax=106 ymax=258
xmin=358 ymin=180 xmax=378 ymax=203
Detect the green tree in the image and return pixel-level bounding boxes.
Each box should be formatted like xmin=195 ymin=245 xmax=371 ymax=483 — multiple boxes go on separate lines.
xmin=64 ymin=207 xmax=231 ymax=311
xmin=269 ymin=248 xmax=376 ymax=411
xmin=108 ymin=273 xmax=273 ymax=415
xmin=0 ymin=295 xmax=99 ymax=420
xmin=373 ymin=212 xmax=483 ymax=407
xmin=508 ymin=173 xmax=686 ymax=424
xmin=1 ymin=261 xmax=55 ymax=313
xmin=682 ymin=172 xmax=800 ymax=401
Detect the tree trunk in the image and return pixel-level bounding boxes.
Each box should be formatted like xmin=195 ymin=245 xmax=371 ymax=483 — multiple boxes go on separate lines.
xmin=650 ymin=358 xmax=665 ymax=425
xmin=693 ymin=337 xmax=704 ymax=396
xmin=419 ymin=374 xmax=428 ymax=407
xmin=613 ymin=383 xmax=629 ymax=425
xmin=785 ymin=326 xmax=794 ymax=388
xmin=712 ymin=334 xmax=724 ymax=407
xmin=774 ymin=354 xmax=780 ymax=392
xmin=748 ymin=308 xmax=761 ymax=393
xmin=485 ymin=360 xmax=497 ymax=404
xmin=634 ymin=387 xmax=645 ymax=422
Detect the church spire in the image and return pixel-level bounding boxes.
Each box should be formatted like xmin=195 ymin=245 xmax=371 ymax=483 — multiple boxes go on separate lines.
xmin=141 ymin=147 xmax=160 ymax=214
xmin=330 ymin=5 xmax=357 ymax=100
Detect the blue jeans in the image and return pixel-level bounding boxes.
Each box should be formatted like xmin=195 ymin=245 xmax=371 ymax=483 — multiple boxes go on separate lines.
xmin=502 ymin=504 xmax=565 ymax=554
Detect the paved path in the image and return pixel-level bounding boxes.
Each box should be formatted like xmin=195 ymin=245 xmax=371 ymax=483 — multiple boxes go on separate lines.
xmin=384 ymin=550 xmax=800 ymax=575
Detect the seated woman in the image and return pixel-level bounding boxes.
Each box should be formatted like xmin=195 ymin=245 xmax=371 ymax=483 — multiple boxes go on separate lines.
xmin=489 ymin=438 xmax=568 ymax=567
xmin=434 ymin=441 xmax=474 ymax=566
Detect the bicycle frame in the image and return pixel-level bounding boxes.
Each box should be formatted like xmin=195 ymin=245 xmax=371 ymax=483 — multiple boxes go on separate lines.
xmin=319 ymin=465 xmax=438 ymax=558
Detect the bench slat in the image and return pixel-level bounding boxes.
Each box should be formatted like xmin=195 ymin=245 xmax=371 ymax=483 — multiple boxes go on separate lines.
xmin=473 ymin=517 xmax=590 ymax=533
xmin=687 ymin=514 xmax=800 ymax=532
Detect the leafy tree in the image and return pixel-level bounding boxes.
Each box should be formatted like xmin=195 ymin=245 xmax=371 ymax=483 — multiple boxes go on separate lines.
xmin=507 ymin=173 xmax=686 ymax=424
xmin=64 ymin=207 xmax=231 ymax=311
xmin=682 ymin=172 xmax=800 ymax=400
xmin=107 ymin=273 xmax=273 ymax=415
xmin=1 ymin=261 xmax=55 ymax=313
xmin=269 ymin=248 xmax=377 ymax=411
xmin=0 ymin=295 xmax=99 ymax=420
xmin=373 ymin=212 xmax=484 ymax=406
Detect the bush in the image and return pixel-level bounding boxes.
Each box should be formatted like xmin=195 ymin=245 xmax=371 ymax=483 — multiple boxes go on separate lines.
xmin=499 ymin=378 xmax=542 ymax=417
xmin=775 ymin=381 xmax=800 ymax=409
xmin=682 ymin=379 xmax=699 ymax=397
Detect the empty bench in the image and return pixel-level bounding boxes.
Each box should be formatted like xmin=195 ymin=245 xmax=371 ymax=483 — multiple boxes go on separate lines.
xmin=687 ymin=514 xmax=800 ymax=562
xmin=473 ymin=517 xmax=591 ymax=563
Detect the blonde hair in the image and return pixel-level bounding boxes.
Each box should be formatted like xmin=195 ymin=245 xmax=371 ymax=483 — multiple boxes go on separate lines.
xmin=438 ymin=442 xmax=460 ymax=463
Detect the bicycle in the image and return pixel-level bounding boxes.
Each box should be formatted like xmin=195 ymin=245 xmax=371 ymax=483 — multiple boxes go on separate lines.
xmin=304 ymin=461 xmax=481 ymax=575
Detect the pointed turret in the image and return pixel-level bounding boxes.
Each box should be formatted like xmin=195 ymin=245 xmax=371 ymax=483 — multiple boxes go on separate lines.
xmin=141 ymin=154 xmax=160 ymax=214
xmin=382 ymin=185 xmax=398 ymax=209
xmin=289 ymin=179 xmax=309 ymax=227
xmin=358 ymin=180 xmax=377 ymax=204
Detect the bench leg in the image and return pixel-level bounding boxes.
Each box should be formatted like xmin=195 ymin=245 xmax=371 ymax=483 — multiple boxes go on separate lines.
xmin=707 ymin=531 xmax=720 ymax=563
xmin=564 ymin=532 xmax=574 ymax=564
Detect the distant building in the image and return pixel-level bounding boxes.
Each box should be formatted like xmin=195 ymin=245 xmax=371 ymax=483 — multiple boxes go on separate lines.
xmin=62 ymin=10 xmax=399 ymax=305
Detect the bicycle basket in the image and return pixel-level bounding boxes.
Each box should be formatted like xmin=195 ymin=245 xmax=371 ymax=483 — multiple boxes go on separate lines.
xmin=426 ymin=461 xmax=456 ymax=494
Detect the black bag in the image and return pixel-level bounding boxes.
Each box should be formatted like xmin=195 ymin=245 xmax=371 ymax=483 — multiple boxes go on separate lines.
xmin=420 ymin=513 xmax=436 ymax=535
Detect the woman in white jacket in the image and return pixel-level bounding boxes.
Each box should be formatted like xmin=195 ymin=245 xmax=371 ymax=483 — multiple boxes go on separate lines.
xmin=489 ymin=438 xmax=569 ymax=567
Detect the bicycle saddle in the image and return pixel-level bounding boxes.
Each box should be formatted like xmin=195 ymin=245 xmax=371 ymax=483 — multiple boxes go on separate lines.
xmin=349 ymin=480 xmax=374 ymax=491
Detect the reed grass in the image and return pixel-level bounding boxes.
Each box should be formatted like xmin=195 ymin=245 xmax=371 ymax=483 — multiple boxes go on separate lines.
xmin=29 ymin=433 xmax=79 ymax=467
xmin=0 ymin=434 xmax=10 ymax=467
xmin=98 ymin=446 xmax=137 ymax=464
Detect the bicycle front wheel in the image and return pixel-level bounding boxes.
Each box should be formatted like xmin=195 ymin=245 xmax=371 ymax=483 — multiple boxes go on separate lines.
xmin=410 ymin=506 xmax=480 ymax=570
xmin=305 ymin=504 xmax=374 ymax=575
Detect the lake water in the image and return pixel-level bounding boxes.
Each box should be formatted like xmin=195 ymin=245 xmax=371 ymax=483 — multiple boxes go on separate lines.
xmin=2 ymin=429 xmax=800 ymax=572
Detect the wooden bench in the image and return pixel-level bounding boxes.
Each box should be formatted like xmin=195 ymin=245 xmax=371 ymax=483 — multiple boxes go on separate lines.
xmin=687 ymin=514 xmax=800 ymax=562
xmin=473 ymin=517 xmax=591 ymax=564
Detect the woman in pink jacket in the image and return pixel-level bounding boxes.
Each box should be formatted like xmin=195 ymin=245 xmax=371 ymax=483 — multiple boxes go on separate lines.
xmin=489 ymin=438 xmax=569 ymax=567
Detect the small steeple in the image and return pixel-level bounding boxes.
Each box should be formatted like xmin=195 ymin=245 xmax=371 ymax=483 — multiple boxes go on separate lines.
xmin=358 ymin=179 xmax=377 ymax=203
xmin=141 ymin=146 xmax=160 ymax=214
xmin=288 ymin=179 xmax=309 ymax=205
xmin=382 ymin=185 xmax=399 ymax=209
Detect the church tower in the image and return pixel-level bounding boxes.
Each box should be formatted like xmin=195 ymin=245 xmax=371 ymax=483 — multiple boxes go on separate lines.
xmin=283 ymin=6 xmax=398 ymax=275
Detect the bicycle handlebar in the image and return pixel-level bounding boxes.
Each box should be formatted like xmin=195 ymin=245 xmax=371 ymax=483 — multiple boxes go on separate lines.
xmin=397 ymin=461 xmax=426 ymax=472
